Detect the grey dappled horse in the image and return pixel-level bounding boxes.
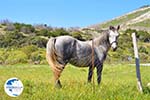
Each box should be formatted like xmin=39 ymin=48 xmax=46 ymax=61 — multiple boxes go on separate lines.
xmin=46 ymin=25 xmax=120 ymax=87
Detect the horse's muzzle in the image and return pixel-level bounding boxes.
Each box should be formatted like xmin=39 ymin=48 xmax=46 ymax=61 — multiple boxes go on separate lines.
xmin=111 ymin=42 xmax=118 ymax=51
xmin=112 ymin=47 xmax=117 ymax=51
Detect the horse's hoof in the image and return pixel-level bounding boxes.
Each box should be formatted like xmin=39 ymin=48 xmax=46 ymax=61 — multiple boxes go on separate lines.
xmin=55 ymin=80 xmax=62 ymax=88
xmin=55 ymin=83 xmax=62 ymax=88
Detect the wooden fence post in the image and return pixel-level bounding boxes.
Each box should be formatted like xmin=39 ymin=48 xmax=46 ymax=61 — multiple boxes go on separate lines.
xmin=132 ymin=32 xmax=143 ymax=93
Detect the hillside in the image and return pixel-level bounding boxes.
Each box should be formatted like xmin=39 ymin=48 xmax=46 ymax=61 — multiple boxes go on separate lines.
xmin=89 ymin=5 xmax=150 ymax=32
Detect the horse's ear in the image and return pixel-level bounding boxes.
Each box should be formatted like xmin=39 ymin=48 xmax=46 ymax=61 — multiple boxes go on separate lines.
xmin=109 ymin=26 xmax=114 ymax=30
xmin=117 ymin=25 xmax=120 ymax=30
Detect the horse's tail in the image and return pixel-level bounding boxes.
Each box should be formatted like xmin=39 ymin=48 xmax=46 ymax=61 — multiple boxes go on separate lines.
xmin=46 ymin=37 xmax=56 ymax=64
xmin=46 ymin=37 xmax=63 ymax=74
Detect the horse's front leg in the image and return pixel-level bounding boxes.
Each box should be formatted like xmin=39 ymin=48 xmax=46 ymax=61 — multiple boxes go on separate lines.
xmin=87 ymin=66 xmax=93 ymax=83
xmin=96 ymin=63 xmax=103 ymax=85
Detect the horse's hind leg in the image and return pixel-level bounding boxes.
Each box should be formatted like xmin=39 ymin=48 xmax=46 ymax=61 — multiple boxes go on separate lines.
xmin=52 ymin=66 xmax=63 ymax=88
xmin=46 ymin=54 xmax=64 ymax=88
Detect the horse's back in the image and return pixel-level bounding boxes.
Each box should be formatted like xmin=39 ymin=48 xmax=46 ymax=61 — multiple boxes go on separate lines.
xmin=55 ymin=35 xmax=76 ymax=51
xmin=55 ymin=35 xmax=76 ymax=44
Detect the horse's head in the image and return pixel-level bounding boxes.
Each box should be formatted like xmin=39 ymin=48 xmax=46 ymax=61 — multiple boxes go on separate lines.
xmin=108 ymin=25 xmax=120 ymax=51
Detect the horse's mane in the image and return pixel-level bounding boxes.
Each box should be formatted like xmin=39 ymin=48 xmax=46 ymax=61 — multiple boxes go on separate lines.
xmin=93 ymin=30 xmax=110 ymax=46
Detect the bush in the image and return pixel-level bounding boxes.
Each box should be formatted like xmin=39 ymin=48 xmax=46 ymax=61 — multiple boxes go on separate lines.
xmin=0 ymin=47 xmax=47 ymax=65
xmin=5 ymin=23 xmax=15 ymax=31
xmin=71 ymin=31 xmax=84 ymax=40
xmin=0 ymin=34 xmax=6 ymax=48
xmin=53 ymin=28 xmax=69 ymax=37
xmin=118 ymin=32 xmax=132 ymax=49
xmin=21 ymin=45 xmax=39 ymax=58
xmin=0 ymin=49 xmax=8 ymax=64
xmin=71 ymin=31 xmax=92 ymax=41
xmin=125 ymin=29 xmax=137 ymax=34
xmin=30 ymin=36 xmax=48 ymax=48
xmin=30 ymin=49 xmax=46 ymax=64
xmin=5 ymin=49 xmax=28 ymax=64
xmin=36 ymin=29 xmax=49 ymax=36
xmin=139 ymin=46 xmax=148 ymax=54
xmin=137 ymin=31 xmax=150 ymax=42
xmin=0 ymin=31 xmax=26 ymax=48
xmin=14 ymin=23 xmax=35 ymax=33
xmin=125 ymin=29 xmax=150 ymax=42
xmin=0 ymin=32 xmax=47 ymax=48
xmin=139 ymin=53 xmax=150 ymax=63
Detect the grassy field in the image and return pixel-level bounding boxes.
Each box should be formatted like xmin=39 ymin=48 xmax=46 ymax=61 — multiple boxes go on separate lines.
xmin=0 ymin=64 xmax=150 ymax=100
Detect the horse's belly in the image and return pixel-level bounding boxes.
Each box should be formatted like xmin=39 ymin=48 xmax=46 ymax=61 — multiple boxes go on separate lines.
xmin=69 ymin=57 xmax=90 ymax=67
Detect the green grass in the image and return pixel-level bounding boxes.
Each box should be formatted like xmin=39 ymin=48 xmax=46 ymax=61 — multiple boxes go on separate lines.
xmin=0 ymin=64 xmax=150 ymax=100
xmin=131 ymin=19 xmax=150 ymax=28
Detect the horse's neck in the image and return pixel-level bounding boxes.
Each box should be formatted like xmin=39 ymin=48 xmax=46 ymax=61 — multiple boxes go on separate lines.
xmin=93 ymin=33 xmax=110 ymax=52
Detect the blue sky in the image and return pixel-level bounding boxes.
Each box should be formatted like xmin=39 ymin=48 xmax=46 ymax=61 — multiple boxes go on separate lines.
xmin=0 ymin=0 xmax=149 ymax=27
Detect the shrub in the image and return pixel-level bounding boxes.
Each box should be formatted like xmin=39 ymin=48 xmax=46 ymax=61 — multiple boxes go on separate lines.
xmin=0 ymin=34 xmax=6 ymax=48
xmin=125 ymin=28 xmax=137 ymax=34
xmin=5 ymin=23 xmax=15 ymax=31
xmin=30 ymin=36 xmax=48 ymax=48
xmin=14 ymin=23 xmax=35 ymax=33
xmin=125 ymin=29 xmax=150 ymax=42
xmin=137 ymin=31 xmax=150 ymax=42
xmin=0 ymin=49 xmax=7 ymax=64
xmin=5 ymin=50 xmax=28 ymax=64
xmin=139 ymin=46 xmax=148 ymax=54
xmin=71 ymin=31 xmax=83 ymax=40
xmin=36 ymin=29 xmax=49 ymax=36
xmin=21 ymin=45 xmax=39 ymax=58
xmin=0 ymin=47 xmax=46 ymax=64
xmin=30 ymin=49 xmax=46 ymax=64
xmin=118 ymin=32 xmax=132 ymax=49
xmin=0 ymin=31 xmax=26 ymax=48
xmin=139 ymin=53 xmax=149 ymax=63
xmin=71 ymin=31 xmax=92 ymax=41
xmin=0 ymin=32 xmax=48 ymax=48
xmin=53 ymin=28 xmax=69 ymax=37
